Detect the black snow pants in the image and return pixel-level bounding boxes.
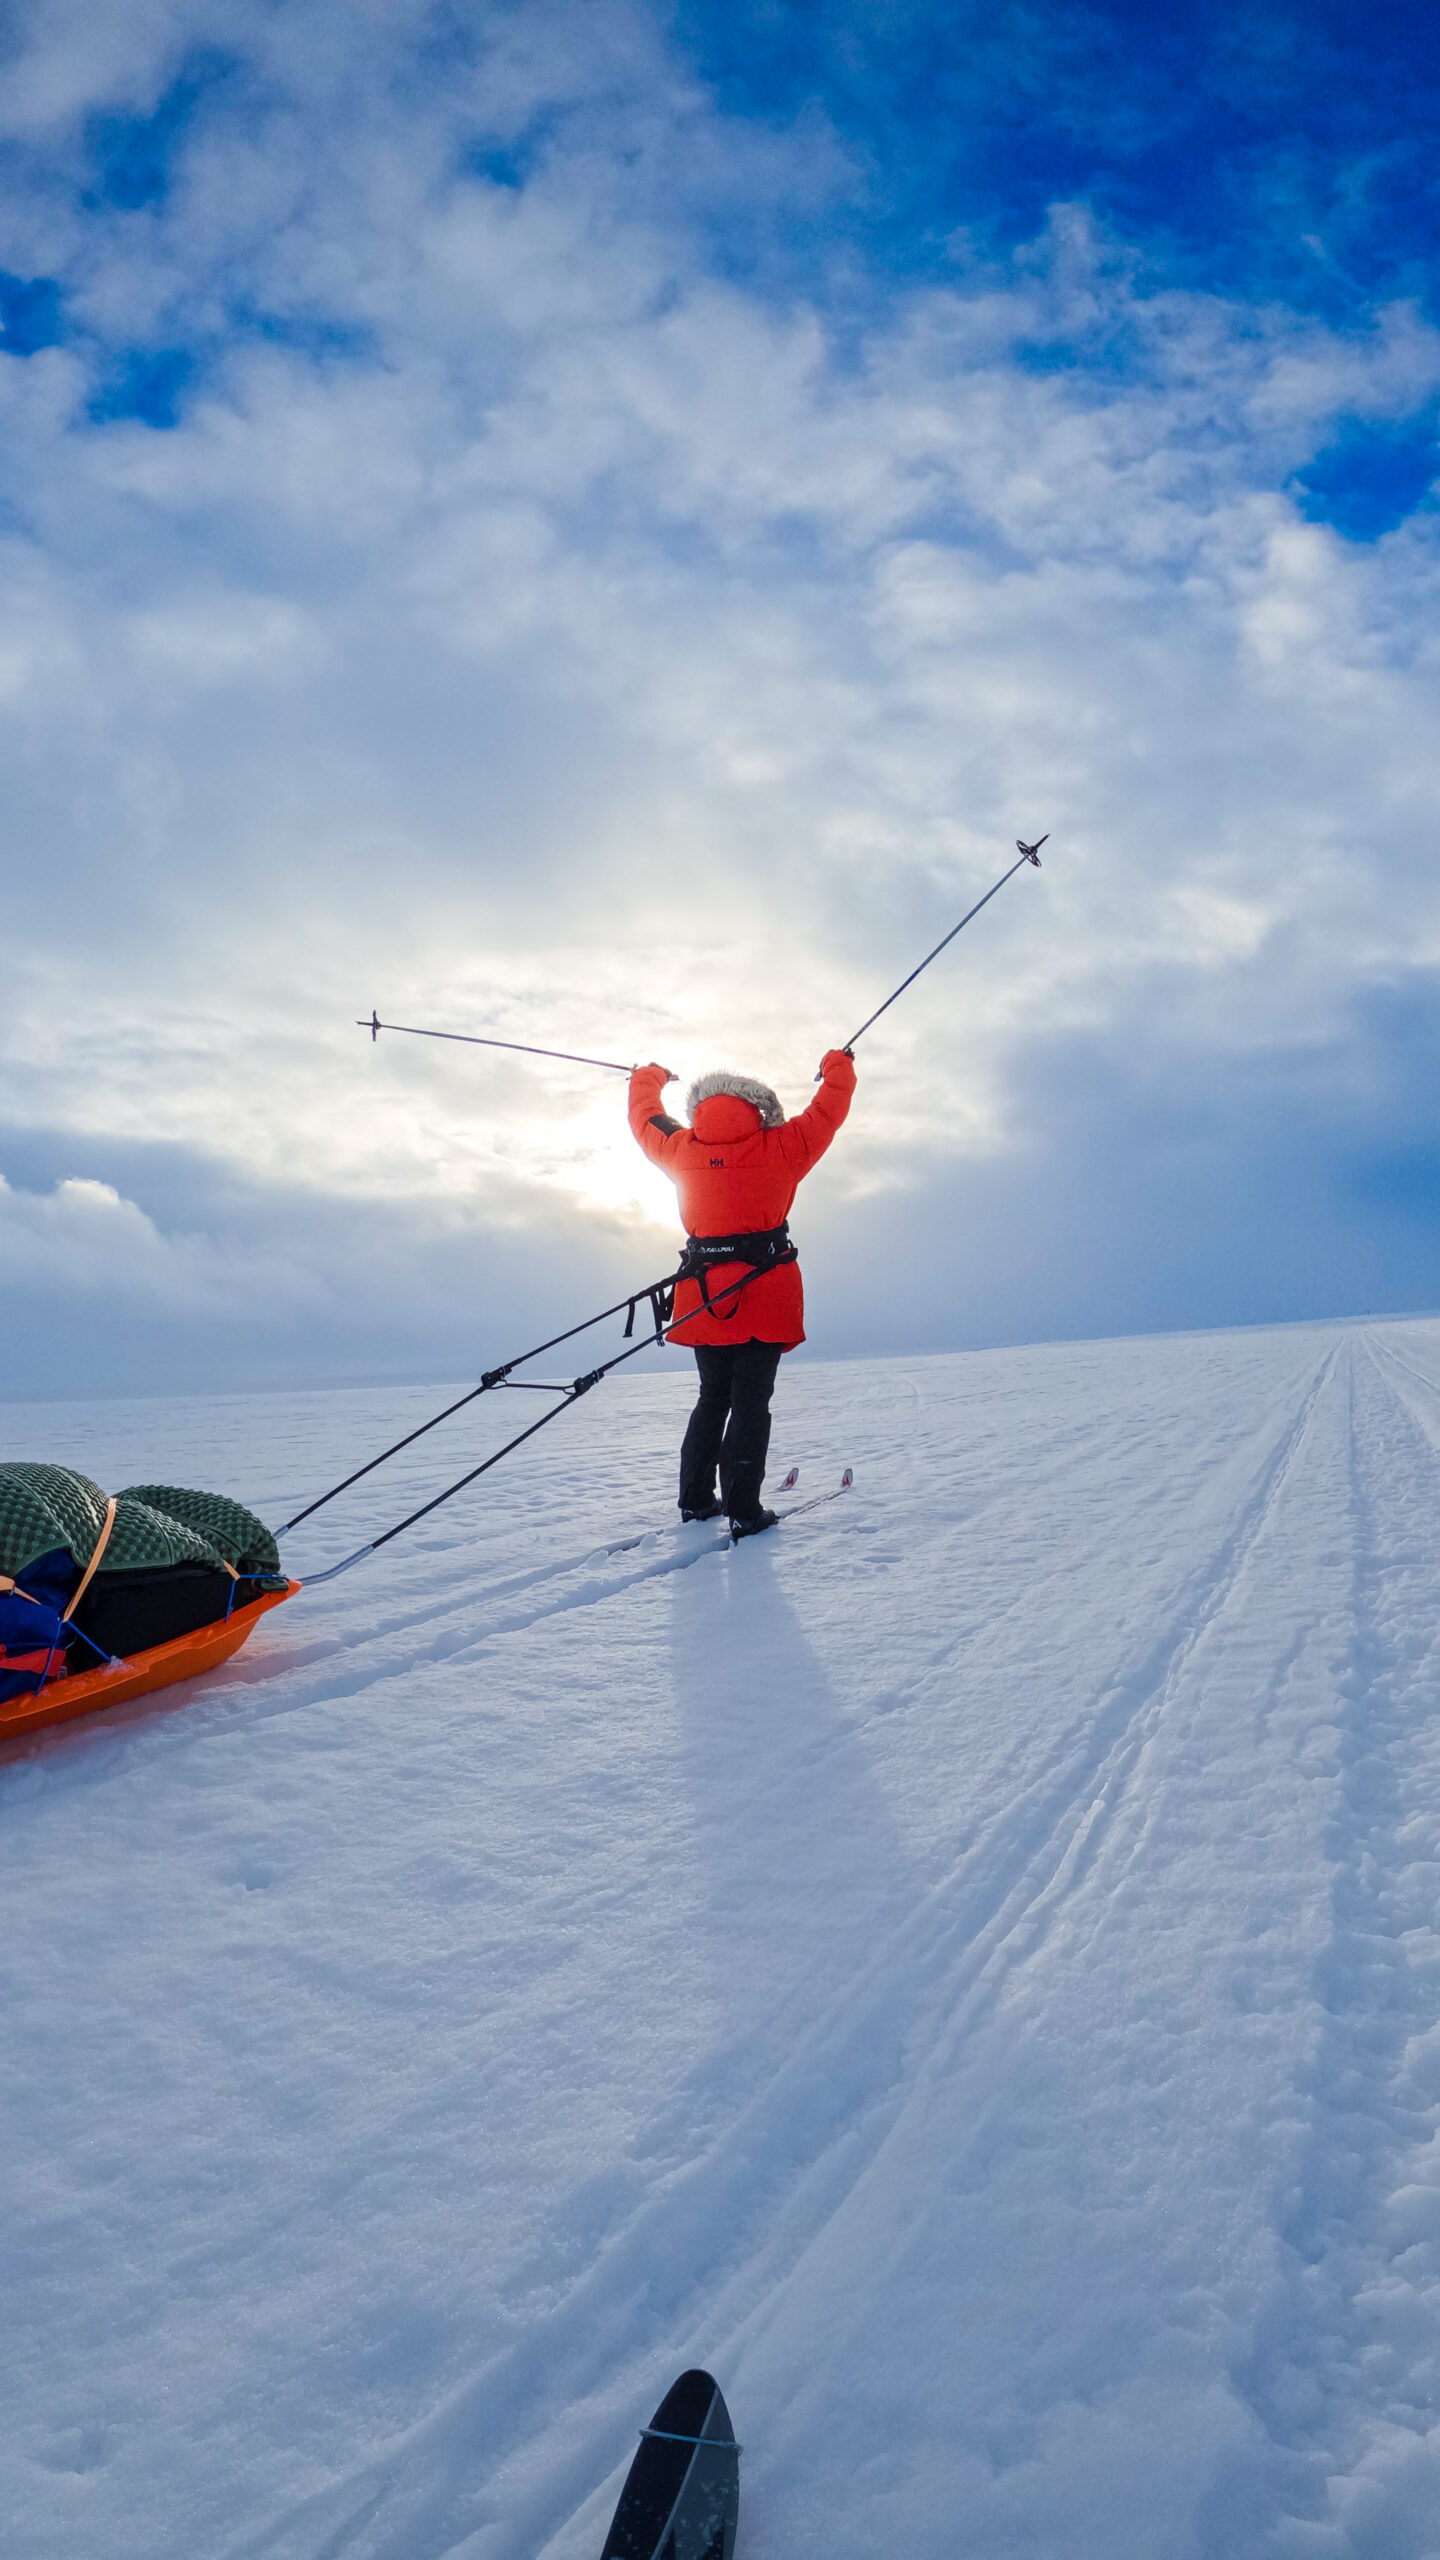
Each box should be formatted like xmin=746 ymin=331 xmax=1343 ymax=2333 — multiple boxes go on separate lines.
xmin=678 ymin=1341 xmax=784 ymax=1523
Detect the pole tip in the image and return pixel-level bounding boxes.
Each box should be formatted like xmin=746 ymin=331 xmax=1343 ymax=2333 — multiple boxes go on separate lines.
xmin=1017 ymin=836 xmax=1047 ymax=866
xmin=369 ymin=1009 xmax=380 ymax=1040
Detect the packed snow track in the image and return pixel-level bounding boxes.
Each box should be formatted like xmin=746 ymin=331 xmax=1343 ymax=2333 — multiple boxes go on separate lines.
xmin=5 ymin=1321 xmax=1440 ymax=2559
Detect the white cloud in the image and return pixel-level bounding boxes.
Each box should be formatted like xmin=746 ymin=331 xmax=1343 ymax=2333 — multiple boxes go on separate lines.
xmin=2 ymin=2 xmax=1439 ymax=1381
xmin=0 ymin=1172 xmax=325 ymax=1315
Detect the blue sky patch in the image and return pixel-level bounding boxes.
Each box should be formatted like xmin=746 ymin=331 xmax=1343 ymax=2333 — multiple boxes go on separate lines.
xmin=676 ymin=0 xmax=1440 ymax=317
xmin=461 ymin=109 xmax=563 ymax=195
xmin=87 ymin=347 xmax=195 ymax=429
xmin=0 ymin=272 xmax=63 ymax=356
xmin=1295 ymin=419 xmax=1438 ymax=541
xmin=469 ymin=141 xmax=528 ymax=191
xmin=85 ymin=48 xmax=236 ymax=213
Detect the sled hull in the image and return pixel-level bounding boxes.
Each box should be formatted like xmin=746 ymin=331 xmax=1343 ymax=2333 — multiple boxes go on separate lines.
xmin=0 ymin=1582 xmax=300 ymax=1741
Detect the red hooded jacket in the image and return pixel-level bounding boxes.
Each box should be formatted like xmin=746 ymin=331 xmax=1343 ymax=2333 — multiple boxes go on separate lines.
xmin=628 ymin=1051 xmax=856 ymax=1349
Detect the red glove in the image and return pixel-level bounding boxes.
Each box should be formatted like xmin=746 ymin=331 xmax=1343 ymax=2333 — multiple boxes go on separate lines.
xmin=818 ymin=1048 xmax=857 ymax=1089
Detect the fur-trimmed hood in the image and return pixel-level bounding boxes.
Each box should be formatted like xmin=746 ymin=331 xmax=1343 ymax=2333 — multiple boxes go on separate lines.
xmin=685 ymin=1070 xmax=784 ymax=1130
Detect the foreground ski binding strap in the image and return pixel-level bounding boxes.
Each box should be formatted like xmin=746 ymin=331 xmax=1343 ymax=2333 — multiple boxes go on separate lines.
xmin=600 ymin=2368 xmax=739 ymax=2560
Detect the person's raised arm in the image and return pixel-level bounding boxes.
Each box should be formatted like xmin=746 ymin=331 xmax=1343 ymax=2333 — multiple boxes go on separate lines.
xmin=627 ymin=1063 xmax=685 ymax=1168
xmin=776 ymin=1049 xmax=856 ymax=1175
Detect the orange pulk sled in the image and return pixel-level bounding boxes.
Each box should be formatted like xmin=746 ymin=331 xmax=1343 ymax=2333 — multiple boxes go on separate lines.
xmin=0 ymin=1466 xmax=299 ymax=1744
xmin=0 ymin=1582 xmax=299 ymax=1743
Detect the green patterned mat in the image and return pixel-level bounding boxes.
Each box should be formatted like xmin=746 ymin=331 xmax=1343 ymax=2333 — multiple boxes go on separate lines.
xmin=0 ymin=1463 xmax=283 ymax=1585
xmin=120 ymin=1485 xmax=281 ymax=1578
xmin=0 ymin=1464 xmax=110 ymax=1579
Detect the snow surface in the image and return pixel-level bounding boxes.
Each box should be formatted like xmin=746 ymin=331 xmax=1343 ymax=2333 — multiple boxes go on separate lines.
xmin=6 ymin=1321 xmax=1440 ymax=2560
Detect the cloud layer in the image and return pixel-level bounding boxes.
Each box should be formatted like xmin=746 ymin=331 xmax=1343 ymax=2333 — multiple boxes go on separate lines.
xmin=2 ymin=1 xmax=1438 ymax=1394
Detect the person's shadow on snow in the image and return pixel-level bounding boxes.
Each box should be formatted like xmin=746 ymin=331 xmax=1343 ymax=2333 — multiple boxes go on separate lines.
xmin=662 ymin=1532 xmax=916 ymax=2086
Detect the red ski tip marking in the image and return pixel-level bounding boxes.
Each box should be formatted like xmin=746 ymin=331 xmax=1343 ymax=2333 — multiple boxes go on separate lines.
xmin=780 ymin=1466 xmax=799 ymax=1490
xmin=754 ymin=1468 xmax=855 ymax=1535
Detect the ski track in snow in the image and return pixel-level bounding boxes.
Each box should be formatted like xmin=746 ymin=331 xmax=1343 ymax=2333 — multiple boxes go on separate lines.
xmin=1230 ymin=1335 xmax=1440 ymax=2553
xmin=5 ymin=1329 xmax=1440 ymax=2558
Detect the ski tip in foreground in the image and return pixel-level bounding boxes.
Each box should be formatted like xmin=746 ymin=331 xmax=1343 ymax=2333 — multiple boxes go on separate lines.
xmin=841 ymin=1465 xmax=854 ymax=1488
xmin=600 ymin=2368 xmax=739 ymax=2560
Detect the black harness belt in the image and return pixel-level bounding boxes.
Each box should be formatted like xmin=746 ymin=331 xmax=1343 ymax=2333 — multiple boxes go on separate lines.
xmin=676 ymin=1222 xmax=798 ymax=1316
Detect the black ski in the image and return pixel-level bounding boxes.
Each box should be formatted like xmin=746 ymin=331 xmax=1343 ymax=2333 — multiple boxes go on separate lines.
xmin=746 ymin=1466 xmax=853 ymax=1537
xmin=600 ymin=2368 xmax=739 ymax=2560
xmin=604 ymin=1469 xmax=798 ymax=1557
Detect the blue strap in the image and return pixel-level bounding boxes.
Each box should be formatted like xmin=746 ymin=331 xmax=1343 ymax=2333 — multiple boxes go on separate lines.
xmin=640 ymin=2427 xmax=741 ymax=2450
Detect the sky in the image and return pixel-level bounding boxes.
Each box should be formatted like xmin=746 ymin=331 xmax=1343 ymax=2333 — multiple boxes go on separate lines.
xmin=1 ymin=0 xmax=1438 ymax=1397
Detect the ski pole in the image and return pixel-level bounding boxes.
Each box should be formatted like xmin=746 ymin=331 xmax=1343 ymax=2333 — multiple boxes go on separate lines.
xmin=822 ymin=836 xmax=1046 ymax=1073
xmin=358 ymin=1011 xmax=655 ymax=1078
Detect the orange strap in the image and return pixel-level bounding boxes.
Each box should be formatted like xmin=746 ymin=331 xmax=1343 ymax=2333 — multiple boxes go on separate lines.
xmin=5 ymin=1500 xmax=239 ymax=1627
xmin=66 ymin=1496 xmax=117 ymax=1621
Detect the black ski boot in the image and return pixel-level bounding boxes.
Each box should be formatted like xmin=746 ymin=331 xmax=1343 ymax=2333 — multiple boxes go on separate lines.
xmin=729 ymin=1507 xmax=779 ymax=1541
xmin=681 ymin=1500 xmax=726 ymax=1522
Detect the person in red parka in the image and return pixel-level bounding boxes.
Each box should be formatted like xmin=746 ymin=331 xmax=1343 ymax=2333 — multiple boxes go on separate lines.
xmin=628 ymin=1049 xmax=857 ymax=1535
